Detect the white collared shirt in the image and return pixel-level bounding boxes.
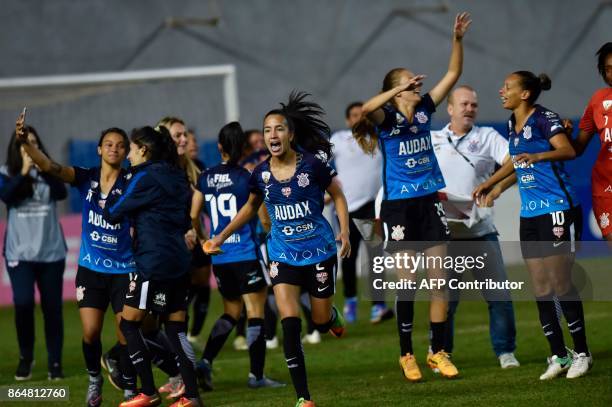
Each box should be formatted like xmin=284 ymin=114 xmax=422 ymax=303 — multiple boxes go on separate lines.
xmin=431 ymin=123 xmax=508 ymax=239
xmin=331 ymin=129 xmax=382 ymax=212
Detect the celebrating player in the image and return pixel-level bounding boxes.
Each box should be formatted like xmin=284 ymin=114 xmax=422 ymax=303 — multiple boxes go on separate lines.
xmin=354 ymin=12 xmax=471 ymax=381
xmin=204 ymin=92 xmax=351 ymax=407
xmin=15 ymin=115 xmax=138 ymax=405
xmin=191 ymin=121 xmax=284 ymax=390
xmin=103 ymin=126 xmax=202 ymax=407
xmin=474 ymin=71 xmax=592 ymax=380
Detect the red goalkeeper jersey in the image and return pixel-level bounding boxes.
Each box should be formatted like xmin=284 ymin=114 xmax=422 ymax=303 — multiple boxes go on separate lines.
xmin=579 ymin=88 xmax=612 ymax=197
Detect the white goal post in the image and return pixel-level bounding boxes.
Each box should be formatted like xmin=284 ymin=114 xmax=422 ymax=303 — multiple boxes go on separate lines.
xmin=0 ymin=64 xmax=239 ymax=123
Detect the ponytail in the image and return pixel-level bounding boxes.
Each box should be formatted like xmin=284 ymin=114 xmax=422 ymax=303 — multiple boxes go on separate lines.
xmin=513 ymin=71 xmax=551 ymax=104
xmin=218 ymin=121 xmax=247 ymax=166
xmin=131 ymin=126 xmax=179 ymax=167
xmin=352 ymin=118 xmax=378 ymax=155
xmin=265 ymin=91 xmax=332 ymax=158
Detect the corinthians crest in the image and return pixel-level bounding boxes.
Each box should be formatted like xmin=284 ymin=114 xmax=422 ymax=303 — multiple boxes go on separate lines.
xmin=269 ymin=261 xmax=279 ymax=278
xmin=415 ymin=111 xmax=428 ymax=124
xmin=391 ymin=225 xmax=405 ymax=241
xmin=297 ymin=173 xmax=309 ymax=187
xmin=523 ymin=125 xmax=532 ymax=140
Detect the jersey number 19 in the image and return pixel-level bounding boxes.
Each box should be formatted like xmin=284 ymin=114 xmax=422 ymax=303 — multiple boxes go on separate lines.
xmin=205 ymin=193 xmax=238 ymax=230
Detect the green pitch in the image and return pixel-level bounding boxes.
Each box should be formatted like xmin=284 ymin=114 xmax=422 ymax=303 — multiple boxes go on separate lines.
xmin=1 ymin=260 xmax=611 ymax=406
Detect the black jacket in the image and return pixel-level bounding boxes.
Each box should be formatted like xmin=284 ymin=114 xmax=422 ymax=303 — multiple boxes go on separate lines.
xmin=103 ymin=160 xmax=191 ymax=280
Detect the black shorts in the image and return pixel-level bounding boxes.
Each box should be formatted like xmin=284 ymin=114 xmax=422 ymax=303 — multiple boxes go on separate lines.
xmin=75 ymin=266 xmax=131 ymax=314
xmin=520 ymin=206 xmax=582 ymax=259
xmin=124 ymin=273 xmax=190 ymax=314
xmin=268 ymin=255 xmax=337 ymax=299
xmin=380 ymin=193 xmax=450 ymax=251
xmin=212 ymin=260 xmax=267 ymax=300
xmin=191 ymin=243 xmax=212 ymax=268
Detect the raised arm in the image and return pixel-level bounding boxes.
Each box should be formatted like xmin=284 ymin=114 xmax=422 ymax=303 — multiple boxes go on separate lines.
xmin=15 ymin=110 xmax=75 ymax=183
xmin=428 ymin=12 xmax=472 ymax=106
xmin=361 ymin=75 xmax=426 ymax=125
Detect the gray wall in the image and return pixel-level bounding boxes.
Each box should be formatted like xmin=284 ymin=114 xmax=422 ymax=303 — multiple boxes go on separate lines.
xmin=1 ymin=0 xmax=610 ymax=165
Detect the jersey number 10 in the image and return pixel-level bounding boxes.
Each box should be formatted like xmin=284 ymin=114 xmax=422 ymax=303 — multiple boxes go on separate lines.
xmin=205 ymin=193 xmax=238 ymax=229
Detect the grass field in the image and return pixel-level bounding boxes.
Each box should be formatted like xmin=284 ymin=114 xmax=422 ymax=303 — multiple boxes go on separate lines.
xmin=1 ymin=260 xmax=611 ymax=407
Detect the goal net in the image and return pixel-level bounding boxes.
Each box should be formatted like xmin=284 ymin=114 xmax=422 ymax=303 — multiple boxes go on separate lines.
xmin=0 ymin=64 xmax=239 ymax=170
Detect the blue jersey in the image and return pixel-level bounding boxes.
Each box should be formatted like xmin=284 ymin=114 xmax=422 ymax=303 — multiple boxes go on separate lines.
xmin=73 ymin=167 xmax=135 ymax=274
xmin=508 ymin=105 xmax=578 ymax=217
xmin=196 ymin=163 xmax=258 ymax=264
xmin=249 ymin=152 xmax=336 ymax=266
xmin=376 ymin=94 xmax=446 ymax=200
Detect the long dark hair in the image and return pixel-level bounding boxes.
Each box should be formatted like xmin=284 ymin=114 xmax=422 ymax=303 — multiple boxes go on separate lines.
xmin=353 ymin=68 xmax=407 ymax=154
xmin=512 ymin=71 xmax=552 ymax=105
xmin=5 ymin=125 xmax=53 ymax=202
xmin=218 ymin=122 xmax=247 ymax=166
xmin=130 ymin=126 xmax=179 ymax=167
xmin=596 ymin=42 xmax=612 ymax=81
xmin=264 ymin=91 xmax=332 ymax=158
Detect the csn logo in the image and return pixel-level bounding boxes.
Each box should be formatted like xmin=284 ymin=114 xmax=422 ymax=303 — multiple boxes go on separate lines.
xmin=405 ymin=156 xmax=430 ymax=168
xmin=282 ymin=223 xmax=315 ymax=236
xmin=520 ymin=174 xmax=536 ymax=184
xmin=89 ymin=231 xmax=118 ymax=244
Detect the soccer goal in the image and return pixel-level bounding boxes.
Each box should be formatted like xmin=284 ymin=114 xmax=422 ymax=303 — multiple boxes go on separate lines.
xmin=0 ymin=64 xmax=239 ymax=164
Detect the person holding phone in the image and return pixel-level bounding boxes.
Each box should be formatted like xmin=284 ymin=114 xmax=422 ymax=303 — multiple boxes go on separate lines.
xmin=15 ymin=110 xmax=140 ymax=404
xmin=2 ymin=109 xmax=67 ymax=381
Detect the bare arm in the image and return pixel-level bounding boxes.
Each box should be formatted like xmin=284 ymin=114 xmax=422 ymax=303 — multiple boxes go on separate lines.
xmin=204 ymin=192 xmax=263 ymax=253
xmin=190 ymin=189 xmax=209 ymax=241
xmin=327 ymin=178 xmax=351 ymax=258
xmin=571 ymin=129 xmax=595 ymax=157
xmin=513 ymin=133 xmax=576 ymax=166
xmin=361 ymin=75 xmax=426 ymax=125
xmin=473 ymin=158 xmax=515 ymax=201
xmin=257 ymin=204 xmax=271 ymax=233
xmin=428 ymin=12 xmax=472 ymax=105
xmin=15 ymin=111 xmax=75 ymax=183
xmin=480 ymin=173 xmax=517 ymax=207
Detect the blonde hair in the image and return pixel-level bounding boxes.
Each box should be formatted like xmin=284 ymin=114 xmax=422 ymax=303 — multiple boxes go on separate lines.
xmin=157 ymin=116 xmax=200 ymax=185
